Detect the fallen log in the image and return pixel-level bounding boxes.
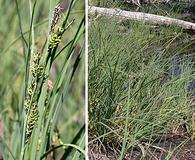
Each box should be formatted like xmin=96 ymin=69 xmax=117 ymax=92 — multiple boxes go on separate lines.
xmin=88 ymin=6 xmax=195 ymax=30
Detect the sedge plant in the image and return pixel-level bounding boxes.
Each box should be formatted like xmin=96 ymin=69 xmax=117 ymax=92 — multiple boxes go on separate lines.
xmin=89 ymin=16 xmax=195 ymax=159
xmin=0 ymin=0 xmax=85 ymax=159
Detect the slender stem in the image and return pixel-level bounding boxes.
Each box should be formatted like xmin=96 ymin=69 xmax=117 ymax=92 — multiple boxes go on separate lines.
xmin=14 ymin=0 xmax=28 ymax=56
xmin=20 ymin=1 xmax=37 ymax=159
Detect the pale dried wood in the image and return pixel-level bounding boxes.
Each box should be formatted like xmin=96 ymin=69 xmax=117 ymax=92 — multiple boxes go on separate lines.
xmin=89 ymin=6 xmax=195 ymax=30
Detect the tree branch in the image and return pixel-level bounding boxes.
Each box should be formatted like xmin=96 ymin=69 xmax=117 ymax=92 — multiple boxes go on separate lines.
xmin=89 ymin=6 xmax=195 ymax=30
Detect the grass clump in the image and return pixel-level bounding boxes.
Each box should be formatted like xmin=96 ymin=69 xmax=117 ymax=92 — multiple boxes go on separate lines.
xmin=89 ymin=16 xmax=195 ymax=158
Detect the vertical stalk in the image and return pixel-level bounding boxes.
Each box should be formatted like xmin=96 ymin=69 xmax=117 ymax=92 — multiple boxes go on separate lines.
xmin=20 ymin=1 xmax=36 ymax=159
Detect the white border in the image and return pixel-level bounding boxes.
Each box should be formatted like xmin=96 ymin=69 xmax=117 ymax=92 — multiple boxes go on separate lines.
xmin=85 ymin=0 xmax=89 ymax=159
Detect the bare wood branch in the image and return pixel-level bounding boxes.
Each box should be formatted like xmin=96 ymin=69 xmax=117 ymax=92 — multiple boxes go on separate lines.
xmin=89 ymin=6 xmax=195 ymax=30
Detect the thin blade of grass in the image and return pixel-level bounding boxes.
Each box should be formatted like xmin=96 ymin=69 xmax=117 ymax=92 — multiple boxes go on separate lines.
xmin=40 ymin=143 xmax=85 ymax=159
xmin=72 ymin=134 xmax=85 ymax=160
xmin=14 ymin=0 xmax=28 ymax=61
xmin=60 ymin=124 xmax=85 ymax=159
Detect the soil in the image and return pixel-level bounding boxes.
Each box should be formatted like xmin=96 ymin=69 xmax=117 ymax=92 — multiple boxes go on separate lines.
xmin=89 ymin=134 xmax=195 ymax=160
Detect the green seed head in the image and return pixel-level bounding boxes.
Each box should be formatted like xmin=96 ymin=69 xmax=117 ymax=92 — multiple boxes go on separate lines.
xmin=49 ymin=33 xmax=62 ymax=49
xmin=25 ymin=103 xmax=39 ymax=144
